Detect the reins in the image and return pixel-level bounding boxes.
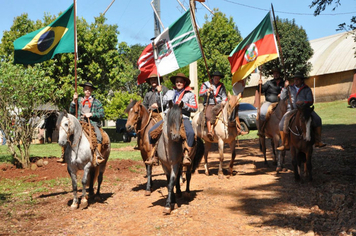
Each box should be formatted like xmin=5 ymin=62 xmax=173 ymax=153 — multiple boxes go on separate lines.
xmin=61 ymin=116 xmax=83 ymax=148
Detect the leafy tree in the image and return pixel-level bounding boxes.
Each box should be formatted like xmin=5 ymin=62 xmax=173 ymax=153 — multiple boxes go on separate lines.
xmin=198 ymin=9 xmax=242 ymax=92
xmin=261 ymin=17 xmax=314 ymax=78
xmin=104 ymin=91 xmax=142 ymax=120
xmin=0 ymin=61 xmax=56 ymax=168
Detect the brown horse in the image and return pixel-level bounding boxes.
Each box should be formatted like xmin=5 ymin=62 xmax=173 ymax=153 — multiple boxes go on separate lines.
xmin=257 ymin=96 xmax=288 ymax=172
xmin=192 ymin=93 xmax=241 ymax=178
xmin=125 ymin=100 xmax=162 ymax=196
xmin=288 ymin=105 xmax=314 ymax=182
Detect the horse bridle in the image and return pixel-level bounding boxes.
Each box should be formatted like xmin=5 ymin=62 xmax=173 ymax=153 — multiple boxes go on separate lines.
xmin=60 ymin=117 xmax=82 ymax=148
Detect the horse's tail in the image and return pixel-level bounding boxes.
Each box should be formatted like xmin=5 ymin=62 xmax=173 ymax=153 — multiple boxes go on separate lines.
xmin=191 ymin=137 xmax=204 ymax=173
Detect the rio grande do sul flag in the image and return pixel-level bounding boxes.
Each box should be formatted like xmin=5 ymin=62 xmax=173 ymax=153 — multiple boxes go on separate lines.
xmin=228 ymin=12 xmax=279 ymax=84
xmin=153 ymin=9 xmax=202 ymax=76
xmin=137 ymin=43 xmax=157 ymax=85
xmin=13 ymin=4 xmax=74 ymax=64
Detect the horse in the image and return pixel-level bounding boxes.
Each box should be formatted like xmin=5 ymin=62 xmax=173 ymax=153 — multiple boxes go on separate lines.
xmin=257 ymin=95 xmax=289 ymax=173
xmin=125 ymin=100 xmax=162 ymax=196
xmin=192 ymin=93 xmax=241 ymax=178
xmin=155 ymin=102 xmax=204 ymax=214
xmin=288 ymin=105 xmax=314 ymax=182
xmin=56 ymin=111 xmax=111 ymax=209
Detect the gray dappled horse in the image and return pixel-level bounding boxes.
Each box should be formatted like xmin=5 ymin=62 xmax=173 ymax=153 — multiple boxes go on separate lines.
xmin=56 ymin=111 xmax=111 ymax=209
xmin=192 ymin=94 xmax=241 ymax=177
xmin=156 ymin=102 xmax=204 ymax=214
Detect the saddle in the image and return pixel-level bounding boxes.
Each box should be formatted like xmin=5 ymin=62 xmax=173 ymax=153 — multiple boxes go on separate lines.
xmin=80 ymin=121 xmax=98 ymax=152
xmin=265 ymin=102 xmax=278 ymax=121
xmin=282 ymin=109 xmax=298 ymax=133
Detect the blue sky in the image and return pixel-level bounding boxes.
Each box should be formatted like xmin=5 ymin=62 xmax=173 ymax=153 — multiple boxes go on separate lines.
xmin=1 ymin=0 xmax=355 ymax=46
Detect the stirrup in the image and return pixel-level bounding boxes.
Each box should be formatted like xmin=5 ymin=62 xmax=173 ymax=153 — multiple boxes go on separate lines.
xmin=277 ymin=145 xmax=289 ymax=151
xmin=182 ymin=156 xmax=191 ymax=166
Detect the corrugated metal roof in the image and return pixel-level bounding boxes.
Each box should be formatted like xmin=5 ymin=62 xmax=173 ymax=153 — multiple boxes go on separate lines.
xmin=309 ymin=31 xmax=356 ymax=76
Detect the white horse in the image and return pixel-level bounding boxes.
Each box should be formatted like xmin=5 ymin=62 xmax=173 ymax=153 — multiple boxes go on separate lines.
xmin=56 ymin=111 xmax=111 ymax=209
xmin=192 ymin=94 xmax=241 ymax=178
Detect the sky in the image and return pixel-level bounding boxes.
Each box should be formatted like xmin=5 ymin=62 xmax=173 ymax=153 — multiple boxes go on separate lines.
xmin=1 ymin=0 xmax=356 ymax=46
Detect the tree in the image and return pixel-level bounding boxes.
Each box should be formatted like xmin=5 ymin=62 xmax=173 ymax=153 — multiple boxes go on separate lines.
xmin=0 ymin=61 xmax=57 ymax=168
xmin=260 ymin=17 xmax=314 ymax=78
xmin=198 ymin=10 xmax=242 ymax=92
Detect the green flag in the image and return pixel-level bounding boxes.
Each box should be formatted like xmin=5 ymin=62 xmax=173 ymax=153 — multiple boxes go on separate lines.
xmin=13 ymin=4 xmax=74 ymax=64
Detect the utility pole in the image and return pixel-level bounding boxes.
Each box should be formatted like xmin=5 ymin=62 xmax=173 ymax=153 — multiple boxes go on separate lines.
xmin=153 ymin=0 xmax=161 ymax=37
xmin=189 ymin=0 xmax=199 ymax=98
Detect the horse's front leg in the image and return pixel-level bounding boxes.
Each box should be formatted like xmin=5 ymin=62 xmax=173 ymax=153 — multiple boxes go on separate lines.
xmin=203 ymin=142 xmax=212 ymax=176
xmin=228 ymin=140 xmax=236 ymax=176
xmin=218 ymin=138 xmax=225 ymax=178
xmin=291 ymin=147 xmax=300 ymax=182
xmin=306 ymin=149 xmax=313 ymax=181
xmin=144 ymin=164 xmax=153 ymax=196
xmin=68 ymin=167 xmax=79 ymax=210
xmin=163 ymin=165 xmax=179 ymax=214
xmin=80 ymin=165 xmax=91 ymax=209
xmin=259 ymin=136 xmax=268 ymax=166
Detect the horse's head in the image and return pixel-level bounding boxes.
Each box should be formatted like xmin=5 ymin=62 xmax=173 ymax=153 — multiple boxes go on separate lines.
xmin=125 ymin=100 xmax=140 ymax=132
xmin=167 ymin=101 xmax=183 ymax=142
xmin=226 ymin=93 xmax=241 ymax=122
xmin=297 ymin=105 xmax=314 ymax=141
xmin=56 ymin=110 xmax=74 ymax=146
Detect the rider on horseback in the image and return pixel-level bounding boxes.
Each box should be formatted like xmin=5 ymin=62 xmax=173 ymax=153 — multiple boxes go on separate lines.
xmin=143 ymin=73 xmax=168 ymax=113
xmin=66 ymin=81 xmax=106 ymax=166
xmin=277 ymin=72 xmax=326 ymax=150
xmin=199 ymin=71 xmax=227 ymax=141
xmin=258 ymin=67 xmax=285 ymax=136
xmin=145 ymin=73 xmax=198 ymax=166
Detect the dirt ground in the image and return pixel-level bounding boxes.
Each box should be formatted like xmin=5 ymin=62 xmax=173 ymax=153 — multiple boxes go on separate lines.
xmin=0 ymin=124 xmax=355 ymax=236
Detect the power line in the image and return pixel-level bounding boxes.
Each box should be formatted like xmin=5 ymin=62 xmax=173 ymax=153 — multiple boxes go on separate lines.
xmin=222 ymin=0 xmax=356 ymax=16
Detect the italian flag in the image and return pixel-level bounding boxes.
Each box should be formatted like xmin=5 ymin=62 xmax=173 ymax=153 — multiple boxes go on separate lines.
xmin=228 ymin=12 xmax=279 ymax=85
xmin=137 ymin=9 xmax=202 ymax=83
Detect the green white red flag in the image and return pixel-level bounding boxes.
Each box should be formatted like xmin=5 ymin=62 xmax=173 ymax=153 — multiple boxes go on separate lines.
xmin=228 ymin=12 xmax=279 ymax=85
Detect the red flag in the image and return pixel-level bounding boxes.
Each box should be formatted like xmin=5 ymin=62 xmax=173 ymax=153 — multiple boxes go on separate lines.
xmin=137 ymin=44 xmax=157 ymax=85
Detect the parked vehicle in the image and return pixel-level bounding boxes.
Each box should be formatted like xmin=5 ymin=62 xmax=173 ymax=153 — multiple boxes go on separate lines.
xmin=238 ymin=103 xmax=257 ymax=133
xmin=348 ymin=93 xmax=356 ymax=108
xmin=116 ymin=119 xmax=136 ymax=142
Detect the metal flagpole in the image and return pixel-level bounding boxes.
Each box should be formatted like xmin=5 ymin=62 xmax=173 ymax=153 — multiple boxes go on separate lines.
xmin=151 ymin=38 xmax=165 ymax=115
xmin=74 ymin=0 xmax=78 ymax=116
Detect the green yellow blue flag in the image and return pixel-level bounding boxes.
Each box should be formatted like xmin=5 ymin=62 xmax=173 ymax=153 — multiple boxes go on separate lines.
xmin=13 ymin=4 xmax=74 ymax=64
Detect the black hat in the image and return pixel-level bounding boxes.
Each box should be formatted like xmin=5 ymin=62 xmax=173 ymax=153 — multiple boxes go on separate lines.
xmin=211 ymin=71 xmax=224 ymax=78
xmin=170 ymin=73 xmax=191 ymax=86
xmin=292 ymin=72 xmax=305 ymax=80
xmin=79 ymin=82 xmax=97 ymax=89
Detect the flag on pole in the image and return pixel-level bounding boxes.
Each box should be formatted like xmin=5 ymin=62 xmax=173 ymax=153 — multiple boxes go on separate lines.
xmin=13 ymin=4 xmax=74 ymax=64
xmin=137 ymin=9 xmax=202 ymax=83
xmin=228 ymin=12 xmax=279 ymax=85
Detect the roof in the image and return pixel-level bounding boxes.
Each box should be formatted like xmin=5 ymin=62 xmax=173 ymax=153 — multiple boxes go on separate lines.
xmin=308 ymin=31 xmax=356 ymax=76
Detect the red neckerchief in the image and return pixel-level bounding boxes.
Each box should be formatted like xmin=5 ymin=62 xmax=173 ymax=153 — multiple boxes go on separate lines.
xmin=82 ymin=97 xmax=92 ymax=108
xmin=174 ymin=86 xmax=193 ymax=104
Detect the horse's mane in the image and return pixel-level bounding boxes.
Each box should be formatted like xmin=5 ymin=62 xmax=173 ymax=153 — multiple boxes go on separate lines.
xmin=56 ymin=111 xmax=67 ymax=129
xmin=167 ymin=104 xmax=182 ymax=129
xmin=125 ymin=100 xmax=138 ymax=113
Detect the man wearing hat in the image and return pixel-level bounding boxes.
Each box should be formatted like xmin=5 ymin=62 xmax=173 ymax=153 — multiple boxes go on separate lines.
xmin=145 ymin=73 xmax=198 ymax=166
xmin=199 ymin=71 xmax=227 ymax=141
xmin=258 ymin=67 xmax=285 ymax=135
xmin=277 ymin=72 xmax=326 ymax=150
xmin=143 ymin=73 xmax=168 ymax=112
xmin=66 ymin=81 xmax=106 ymax=166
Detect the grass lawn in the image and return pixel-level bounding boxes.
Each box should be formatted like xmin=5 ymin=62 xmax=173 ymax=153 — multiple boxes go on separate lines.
xmin=0 ymin=99 xmax=354 ymax=163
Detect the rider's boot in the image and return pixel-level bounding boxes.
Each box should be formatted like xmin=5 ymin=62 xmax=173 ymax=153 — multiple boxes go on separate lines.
xmin=57 ymin=146 xmax=66 ymax=163
xmin=145 ymin=144 xmax=159 ymax=165
xmin=206 ymin=120 xmax=214 ymax=141
xmin=183 ymin=146 xmax=193 ymax=166
xmin=314 ymin=127 xmax=326 ymax=148
xmin=94 ymin=144 xmax=106 ymax=166
xmin=277 ymin=131 xmax=290 ymax=151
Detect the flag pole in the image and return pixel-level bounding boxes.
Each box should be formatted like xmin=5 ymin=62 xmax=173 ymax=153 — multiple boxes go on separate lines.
xmin=189 ymin=0 xmax=211 ymax=82
xmin=74 ymin=0 xmax=78 ymax=116
xmin=151 ymin=38 xmax=165 ymax=115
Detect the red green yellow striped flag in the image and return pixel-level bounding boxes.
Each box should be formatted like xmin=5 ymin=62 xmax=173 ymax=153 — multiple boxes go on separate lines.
xmin=228 ymin=12 xmax=279 ymax=84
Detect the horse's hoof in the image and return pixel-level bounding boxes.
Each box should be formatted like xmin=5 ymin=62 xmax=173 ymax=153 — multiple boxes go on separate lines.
xmin=205 ymin=170 xmax=210 ymax=176
xmin=144 ymin=191 xmax=151 ymax=196
xmin=282 ymin=167 xmax=288 ymax=172
xmin=183 ymin=192 xmax=191 ymax=200
xmin=163 ymin=207 xmax=172 ymax=214
xmin=81 ymin=198 xmax=88 ymax=209
xmin=276 ymin=167 xmax=282 ymax=174
xmin=173 ymin=203 xmax=178 ymax=210
xmin=70 ymin=203 xmax=78 ymax=210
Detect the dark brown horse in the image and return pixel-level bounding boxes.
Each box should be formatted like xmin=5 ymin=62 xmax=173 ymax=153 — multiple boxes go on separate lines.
xmin=288 ymin=105 xmax=314 ymax=182
xmin=257 ymin=96 xmax=289 ymax=172
xmin=125 ymin=100 xmax=162 ymax=196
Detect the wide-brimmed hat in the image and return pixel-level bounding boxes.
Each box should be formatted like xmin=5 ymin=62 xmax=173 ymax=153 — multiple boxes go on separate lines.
xmin=170 ymin=73 xmax=190 ymax=86
xmin=79 ymin=82 xmax=97 ymax=89
xmin=145 ymin=73 xmax=163 ymax=84
xmin=211 ymin=71 xmax=224 ymax=78
xmin=292 ymin=72 xmax=305 ymax=80
xmin=271 ymin=67 xmax=281 ymax=73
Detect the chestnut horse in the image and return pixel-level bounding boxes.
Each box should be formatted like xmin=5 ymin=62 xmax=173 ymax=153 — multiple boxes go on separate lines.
xmin=125 ymin=100 xmax=162 ymax=196
xmin=192 ymin=94 xmax=241 ymax=177
xmin=288 ymin=105 xmax=314 ymax=182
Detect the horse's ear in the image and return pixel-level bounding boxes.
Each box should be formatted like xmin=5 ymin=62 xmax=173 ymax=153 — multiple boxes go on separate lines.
xmin=63 ymin=109 xmax=68 ymax=118
xmin=169 ymin=100 xmax=174 ymax=108
xmin=137 ymin=100 xmax=142 ymax=105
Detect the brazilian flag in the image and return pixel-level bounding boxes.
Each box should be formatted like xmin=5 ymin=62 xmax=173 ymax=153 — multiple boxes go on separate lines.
xmin=13 ymin=4 xmax=74 ymax=64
